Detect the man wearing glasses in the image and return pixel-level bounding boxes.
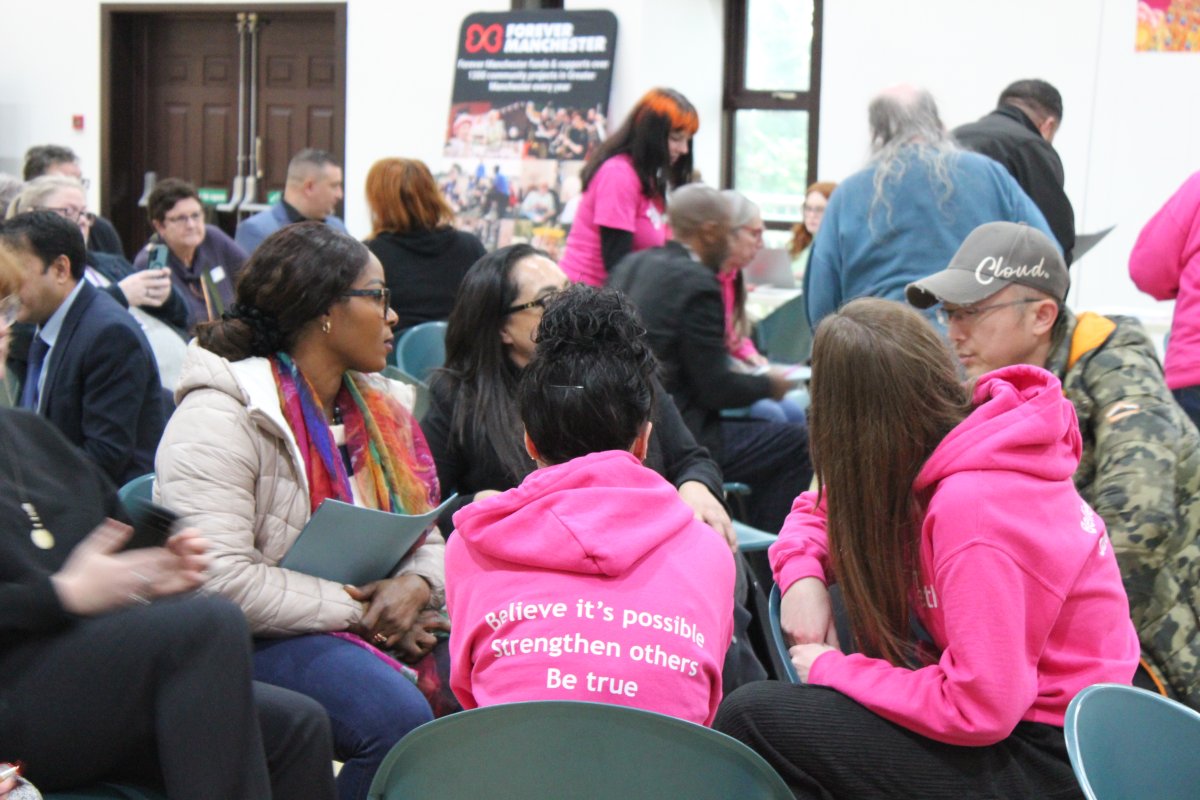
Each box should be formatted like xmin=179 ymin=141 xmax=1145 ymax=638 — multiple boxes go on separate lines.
xmin=23 ymin=144 xmax=125 ymax=259
xmin=907 ymin=220 xmax=1200 ymax=711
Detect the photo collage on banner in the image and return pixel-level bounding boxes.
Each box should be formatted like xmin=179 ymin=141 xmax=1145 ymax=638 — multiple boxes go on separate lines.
xmin=440 ymin=10 xmax=618 ymax=256
xmin=1136 ymin=0 xmax=1200 ymax=50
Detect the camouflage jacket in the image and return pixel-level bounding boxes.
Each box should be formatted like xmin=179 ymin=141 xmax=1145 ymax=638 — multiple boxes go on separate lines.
xmin=1047 ymin=307 xmax=1200 ymax=707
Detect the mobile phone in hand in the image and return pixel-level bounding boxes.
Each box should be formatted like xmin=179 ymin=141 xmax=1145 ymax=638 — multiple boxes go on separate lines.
xmin=148 ymin=244 xmax=169 ymax=271
xmin=124 ymin=498 xmax=180 ymax=550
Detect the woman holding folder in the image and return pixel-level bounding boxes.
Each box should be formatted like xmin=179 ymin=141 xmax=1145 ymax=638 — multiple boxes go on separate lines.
xmin=155 ymin=222 xmax=442 ymax=800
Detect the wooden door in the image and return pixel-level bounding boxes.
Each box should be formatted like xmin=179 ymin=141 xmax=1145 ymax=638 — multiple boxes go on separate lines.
xmin=146 ymin=14 xmax=242 ymax=192
xmin=254 ymin=12 xmax=344 ymax=201
xmin=103 ymin=6 xmax=346 ymax=251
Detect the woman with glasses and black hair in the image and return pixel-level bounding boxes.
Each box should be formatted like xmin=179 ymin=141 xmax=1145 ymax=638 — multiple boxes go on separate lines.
xmin=132 ymin=178 xmax=248 ymax=333
xmin=425 ymin=243 xmax=730 ymax=544
xmin=559 ymin=88 xmax=699 ymax=286
xmin=155 ymin=222 xmax=441 ymax=800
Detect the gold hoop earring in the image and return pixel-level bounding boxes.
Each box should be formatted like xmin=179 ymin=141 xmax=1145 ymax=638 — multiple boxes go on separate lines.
xmin=321 ymin=320 xmax=331 ymax=334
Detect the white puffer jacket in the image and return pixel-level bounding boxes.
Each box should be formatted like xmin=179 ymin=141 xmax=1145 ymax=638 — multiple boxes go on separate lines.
xmin=155 ymin=343 xmax=445 ymax=637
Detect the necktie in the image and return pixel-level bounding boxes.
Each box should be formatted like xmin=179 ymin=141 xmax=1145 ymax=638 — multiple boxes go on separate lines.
xmin=21 ymin=335 xmax=49 ymax=411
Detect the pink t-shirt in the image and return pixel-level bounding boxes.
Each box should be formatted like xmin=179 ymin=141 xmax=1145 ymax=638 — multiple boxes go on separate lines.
xmin=560 ymin=154 xmax=670 ymax=286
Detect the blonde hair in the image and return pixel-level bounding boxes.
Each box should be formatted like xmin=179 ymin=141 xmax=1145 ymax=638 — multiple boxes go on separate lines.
xmin=6 ymin=175 xmax=85 ymax=220
xmin=0 ymin=244 xmax=23 ymax=296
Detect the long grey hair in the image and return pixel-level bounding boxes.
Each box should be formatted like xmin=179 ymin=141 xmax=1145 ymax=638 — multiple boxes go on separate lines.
xmin=866 ymin=87 xmax=958 ymax=230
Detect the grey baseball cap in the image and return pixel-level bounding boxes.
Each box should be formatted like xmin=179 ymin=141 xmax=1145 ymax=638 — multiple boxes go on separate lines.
xmin=906 ymin=221 xmax=1068 ymax=309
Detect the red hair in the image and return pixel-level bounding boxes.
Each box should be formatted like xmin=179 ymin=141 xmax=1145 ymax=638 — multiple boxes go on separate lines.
xmin=789 ymin=181 xmax=838 ymax=258
xmin=634 ymin=88 xmax=699 ymax=136
xmin=366 ymin=158 xmax=455 ymax=237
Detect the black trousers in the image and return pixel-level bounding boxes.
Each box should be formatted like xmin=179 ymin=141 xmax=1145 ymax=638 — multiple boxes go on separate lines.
xmin=721 ymin=419 xmax=812 ymax=533
xmin=0 ymin=595 xmax=336 ymax=799
xmin=714 ymin=682 xmax=1084 ymax=800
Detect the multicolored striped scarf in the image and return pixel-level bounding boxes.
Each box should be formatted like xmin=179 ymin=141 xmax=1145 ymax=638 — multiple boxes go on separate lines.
xmin=271 ymin=353 xmax=438 ymax=529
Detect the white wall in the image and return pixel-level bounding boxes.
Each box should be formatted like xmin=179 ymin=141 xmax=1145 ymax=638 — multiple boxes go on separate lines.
xmin=566 ymin=0 xmax=724 ymax=187
xmin=3 ymin=0 xmax=1196 ymax=328
xmin=0 ymin=1 xmax=103 ymax=179
xmin=818 ymin=0 xmax=1200 ymax=327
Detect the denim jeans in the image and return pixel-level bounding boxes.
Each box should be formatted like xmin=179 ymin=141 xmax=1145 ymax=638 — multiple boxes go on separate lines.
xmin=721 ymin=418 xmax=812 ymax=533
xmin=254 ymin=634 xmax=433 ymax=800
xmin=1172 ymin=385 xmax=1200 ymax=432
xmin=748 ymin=397 xmax=808 ymax=425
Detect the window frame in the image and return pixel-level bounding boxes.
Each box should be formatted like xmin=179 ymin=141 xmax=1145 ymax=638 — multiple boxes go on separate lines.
xmin=721 ymin=0 xmax=824 ymax=230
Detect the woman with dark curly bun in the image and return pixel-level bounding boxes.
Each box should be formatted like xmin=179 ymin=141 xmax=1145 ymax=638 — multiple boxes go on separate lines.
xmin=154 ymin=222 xmax=443 ymax=800
xmin=445 ymin=285 xmax=735 ymax=725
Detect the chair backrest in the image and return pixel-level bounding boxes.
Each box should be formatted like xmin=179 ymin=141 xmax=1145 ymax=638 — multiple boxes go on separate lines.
xmin=768 ymin=584 xmax=800 ymax=684
xmin=118 ymin=473 xmax=155 ymax=508
xmin=756 ymin=293 xmax=810 ymax=364
xmin=1064 ymin=683 xmax=1200 ymax=800
xmin=381 ymin=366 xmax=430 ymax=421
xmin=734 ymin=520 xmax=778 ymax=553
xmin=393 ymin=321 xmax=448 ymax=382
xmin=367 ymin=700 xmax=792 ymax=799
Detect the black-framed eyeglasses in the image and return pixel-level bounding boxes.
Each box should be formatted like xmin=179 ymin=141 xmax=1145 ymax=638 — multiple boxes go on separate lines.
xmin=505 ymin=294 xmax=555 ymax=315
xmin=342 ymin=288 xmax=391 ymax=319
xmin=935 ymin=298 xmax=1040 ymax=326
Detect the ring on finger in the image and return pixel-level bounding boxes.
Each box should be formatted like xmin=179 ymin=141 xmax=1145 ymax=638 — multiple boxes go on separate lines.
xmin=372 ymin=632 xmax=388 ymax=646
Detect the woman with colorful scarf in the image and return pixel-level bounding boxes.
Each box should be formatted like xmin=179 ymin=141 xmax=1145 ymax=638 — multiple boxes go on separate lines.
xmin=155 ymin=222 xmax=441 ymax=800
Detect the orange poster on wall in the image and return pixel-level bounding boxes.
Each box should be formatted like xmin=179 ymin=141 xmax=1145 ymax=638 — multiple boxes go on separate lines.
xmin=1137 ymin=0 xmax=1200 ymax=51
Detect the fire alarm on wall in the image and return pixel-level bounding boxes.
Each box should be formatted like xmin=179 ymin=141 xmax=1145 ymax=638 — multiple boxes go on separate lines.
xmin=72 ymin=115 xmax=84 ymax=131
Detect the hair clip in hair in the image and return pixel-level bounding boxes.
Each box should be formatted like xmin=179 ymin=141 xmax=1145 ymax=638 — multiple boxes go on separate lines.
xmin=548 ymin=384 xmax=585 ymax=390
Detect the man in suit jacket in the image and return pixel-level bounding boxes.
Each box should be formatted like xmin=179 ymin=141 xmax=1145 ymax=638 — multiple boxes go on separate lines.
xmin=235 ymin=148 xmax=348 ymax=254
xmin=608 ymin=184 xmax=811 ymax=533
xmin=2 ymin=211 xmax=163 ymax=485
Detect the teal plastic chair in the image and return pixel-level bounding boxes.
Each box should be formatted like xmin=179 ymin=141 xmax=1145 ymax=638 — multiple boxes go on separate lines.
xmin=1064 ymin=683 xmax=1200 ymax=799
xmin=117 ymin=473 xmax=155 ymax=508
xmin=755 ymin=293 xmax=811 ymax=364
xmin=392 ymin=321 xmax=447 ymax=382
xmin=768 ymin=584 xmax=801 ymax=684
xmin=734 ymin=520 xmax=777 ymax=552
xmin=381 ymin=366 xmax=430 ymax=421
xmin=367 ymin=700 xmax=792 ymax=799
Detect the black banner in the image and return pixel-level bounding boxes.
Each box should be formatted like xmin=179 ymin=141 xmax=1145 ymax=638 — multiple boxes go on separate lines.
xmin=438 ymin=10 xmax=618 ymax=254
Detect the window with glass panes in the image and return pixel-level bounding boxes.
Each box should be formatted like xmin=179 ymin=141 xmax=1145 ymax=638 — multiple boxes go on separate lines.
xmin=723 ymin=0 xmax=822 ymax=241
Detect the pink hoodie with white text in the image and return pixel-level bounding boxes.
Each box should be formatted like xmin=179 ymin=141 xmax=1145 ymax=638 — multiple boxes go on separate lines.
xmin=447 ymin=450 xmax=735 ymax=725
xmin=770 ymin=365 xmax=1140 ymax=746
